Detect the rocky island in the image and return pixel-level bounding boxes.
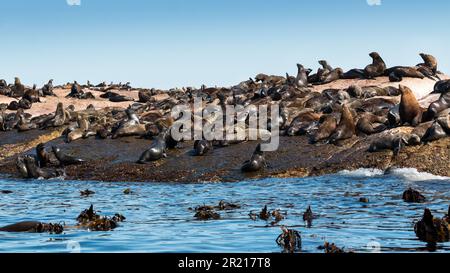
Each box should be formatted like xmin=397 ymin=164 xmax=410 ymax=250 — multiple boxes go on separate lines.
xmin=1 ymin=53 xmax=449 ymax=182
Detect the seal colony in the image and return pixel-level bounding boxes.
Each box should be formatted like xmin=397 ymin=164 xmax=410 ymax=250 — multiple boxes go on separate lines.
xmin=0 ymin=52 xmax=449 ymax=181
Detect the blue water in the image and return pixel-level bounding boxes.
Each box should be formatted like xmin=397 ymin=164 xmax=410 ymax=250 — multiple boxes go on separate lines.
xmin=0 ymin=168 xmax=449 ymax=253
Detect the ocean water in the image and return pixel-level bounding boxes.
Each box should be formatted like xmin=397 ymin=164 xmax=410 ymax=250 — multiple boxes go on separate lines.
xmin=0 ymin=169 xmax=449 ymax=253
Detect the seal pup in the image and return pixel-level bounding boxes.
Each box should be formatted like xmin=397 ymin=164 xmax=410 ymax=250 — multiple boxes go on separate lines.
xmin=328 ymin=105 xmax=355 ymax=144
xmin=399 ymin=85 xmax=423 ymax=126
xmin=137 ymin=131 xmax=168 ymax=163
xmin=193 ymin=140 xmax=213 ymax=156
xmin=364 ymin=52 xmax=387 ymax=79
xmin=52 ymin=146 xmax=85 ymax=166
xmin=241 ymin=144 xmax=267 ymax=173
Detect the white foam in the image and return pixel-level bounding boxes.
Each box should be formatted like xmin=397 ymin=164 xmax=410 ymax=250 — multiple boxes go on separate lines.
xmin=385 ymin=168 xmax=450 ymax=182
xmin=338 ymin=168 xmax=450 ymax=181
xmin=338 ymin=168 xmax=384 ymax=177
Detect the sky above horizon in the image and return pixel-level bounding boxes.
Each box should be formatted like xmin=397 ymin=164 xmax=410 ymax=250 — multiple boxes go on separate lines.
xmin=1 ymin=0 xmax=449 ymax=89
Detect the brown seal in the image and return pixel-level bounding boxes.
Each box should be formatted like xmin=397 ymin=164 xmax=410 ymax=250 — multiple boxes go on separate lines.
xmin=310 ymin=114 xmax=337 ymax=143
xmin=356 ymin=113 xmax=387 ymax=135
xmin=329 ymin=105 xmax=355 ymax=144
xmin=398 ymin=85 xmax=423 ymax=126
xmin=364 ymin=52 xmax=386 ymax=79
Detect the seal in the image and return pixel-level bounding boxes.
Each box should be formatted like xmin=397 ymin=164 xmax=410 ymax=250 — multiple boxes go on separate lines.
xmin=193 ymin=140 xmax=212 ymax=156
xmin=364 ymin=52 xmax=387 ymax=79
xmin=52 ymin=146 xmax=85 ymax=166
xmin=320 ymin=68 xmax=344 ymax=85
xmin=356 ymin=113 xmax=388 ymax=135
xmin=328 ymin=105 xmax=355 ymax=144
xmin=286 ymin=111 xmax=321 ymax=136
xmin=368 ymin=134 xmax=408 ymax=156
xmin=417 ymin=53 xmax=438 ymax=74
xmin=137 ymin=131 xmax=168 ymax=163
xmin=310 ymin=114 xmax=337 ymax=143
xmin=36 ymin=143 xmax=52 ymax=168
xmin=42 ymin=79 xmax=56 ymax=96
xmin=423 ymin=92 xmax=450 ymax=121
xmin=431 ymin=80 xmax=450 ymax=94
xmin=295 ymin=64 xmax=308 ymax=87
xmin=41 ymin=102 xmax=66 ymax=129
xmin=23 ymin=84 xmax=41 ymax=103
xmin=111 ymin=109 xmax=145 ymax=139
xmin=241 ymin=144 xmax=266 ymax=173
xmin=16 ymin=156 xmax=29 ymax=178
xmin=399 ymin=85 xmax=423 ymax=126
xmin=342 ymin=69 xmax=366 ymax=79
xmin=422 ymin=115 xmax=450 ymax=143
xmin=386 ymin=66 xmax=425 ymax=82
xmin=10 ymin=77 xmax=25 ymax=98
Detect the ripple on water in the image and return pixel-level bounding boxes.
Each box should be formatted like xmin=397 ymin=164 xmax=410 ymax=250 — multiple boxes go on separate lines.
xmin=0 ymin=168 xmax=449 ymax=253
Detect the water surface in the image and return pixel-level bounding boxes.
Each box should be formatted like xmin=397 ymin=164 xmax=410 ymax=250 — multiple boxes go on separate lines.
xmin=0 ymin=168 xmax=449 ymax=253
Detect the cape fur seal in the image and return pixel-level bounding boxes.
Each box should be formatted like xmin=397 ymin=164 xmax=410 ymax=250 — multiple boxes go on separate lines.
xmin=423 ymin=92 xmax=450 ymax=121
xmin=310 ymin=114 xmax=337 ymax=143
xmin=137 ymin=131 xmax=168 ymax=163
xmin=241 ymin=144 xmax=267 ymax=173
xmin=399 ymin=85 xmax=423 ymax=126
xmin=295 ymin=64 xmax=308 ymax=87
xmin=193 ymin=140 xmax=213 ymax=156
xmin=52 ymin=146 xmax=85 ymax=166
xmin=364 ymin=52 xmax=386 ymax=79
xmin=368 ymin=134 xmax=408 ymax=156
xmin=328 ymin=105 xmax=355 ymax=144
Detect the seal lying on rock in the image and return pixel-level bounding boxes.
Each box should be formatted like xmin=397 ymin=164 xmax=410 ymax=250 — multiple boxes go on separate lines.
xmin=368 ymin=134 xmax=408 ymax=156
xmin=52 ymin=146 xmax=85 ymax=166
xmin=423 ymin=92 xmax=450 ymax=121
xmin=241 ymin=144 xmax=267 ymax=173
xmin=310 ymin=114 xmax=337 ymax=144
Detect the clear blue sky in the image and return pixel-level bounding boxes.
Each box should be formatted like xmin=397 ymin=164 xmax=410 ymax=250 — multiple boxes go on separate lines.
xmin=1 ymin=0 xmax=449 ymax=88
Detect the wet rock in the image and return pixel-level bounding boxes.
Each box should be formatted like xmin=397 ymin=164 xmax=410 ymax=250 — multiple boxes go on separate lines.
xmin=0 ymin=221 xmax=63 ymax=234
xmin=319 ymin=242 xmax=349 ymax=253
xmin=80 ymin=189 xmax=95 ymax=197
xmin=194 ymin=209 xmax=220 ymax=220
xmin=276 ymin=226 xmax=302 ymax=253
xmin=303 ymin=206 xmax=316 ymax=227
xmin=402 ymin=188 xmax=426 ymax=203
xmin=76 ymin=205 xmax=125 ymax=231
xmin=414 ymin=208 xmax=450 ymax=243
xmin=359 ymin=197 xmax=369 ymax=203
